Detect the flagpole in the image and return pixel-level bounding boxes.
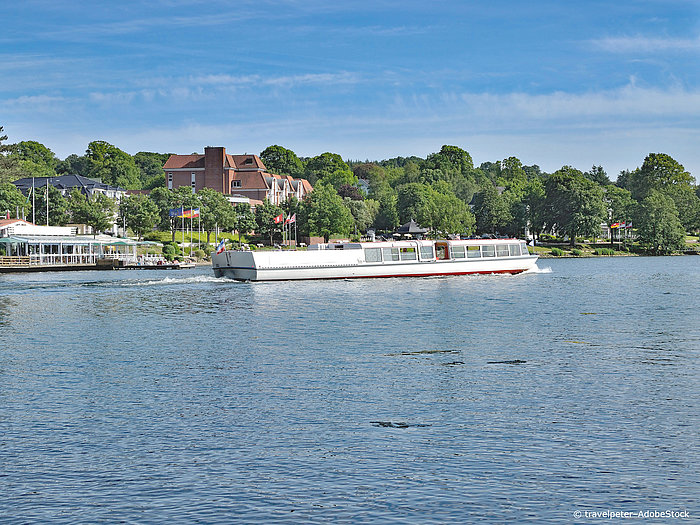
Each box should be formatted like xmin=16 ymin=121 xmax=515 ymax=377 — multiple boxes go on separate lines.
xmin=46 ymin=178 xmax=49 ymax=226
xmin=32 ymin=177 xmax=35 ymax=224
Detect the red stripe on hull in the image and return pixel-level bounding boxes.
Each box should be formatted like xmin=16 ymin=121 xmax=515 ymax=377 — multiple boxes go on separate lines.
xmin=237 ymin=268 xmax=529 ymax=281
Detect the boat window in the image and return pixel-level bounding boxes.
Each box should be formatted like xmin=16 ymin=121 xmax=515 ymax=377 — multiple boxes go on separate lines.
xmin=364 ymin=248 xmax=382 ymax=263
xmin=420 ymin=245 xmax=434 ymax=260
xmin=382 ymin=247 xmax=399 ymax=261
xmin=467 ymin=245 xmax=481 ymax=258
xmin=435 ymin=244 xmax=449 ymax=260
xmin=481 ymin=245 xmax=495 ymax=257
xmin=496 ymin=245 xmax=510 ymax=257
xmin=400 ymin=247 xmax=417 ymax=261
xmin=452 ymin=245 xmax=465 ymax=259
xmin=509 ymin=244 xmax=520 ymax=256
xmin=521 ymin=243 xmax=530 ymax=255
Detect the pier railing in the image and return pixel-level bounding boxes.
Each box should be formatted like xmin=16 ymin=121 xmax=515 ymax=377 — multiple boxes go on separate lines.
xmin=0 ymin=256 xmax=31 ymax=267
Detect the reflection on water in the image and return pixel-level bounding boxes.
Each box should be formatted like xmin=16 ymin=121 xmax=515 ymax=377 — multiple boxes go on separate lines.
xmin=1 ymin=258 xmax=698 ymax=523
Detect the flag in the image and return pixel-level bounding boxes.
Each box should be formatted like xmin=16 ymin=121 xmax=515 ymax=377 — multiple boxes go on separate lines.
xmin=610 ymin=222 xmax=620 ymax=229
xmin=181 ymin=208 xmax=200 ymax=218
xmin=273 ymin=213 xmax=284 ymax=224
xmin=169 ymin=207 xmax=184 ymax=217
xmin=5 ymin=211 xmax=9 ymax=219
xmin=285 ymin=213 xmax=296 ymax=225
xmin=215 ymin=239 xmax=226 ymax=254
xmin=625 ymin=221 xmax=632 ymax=229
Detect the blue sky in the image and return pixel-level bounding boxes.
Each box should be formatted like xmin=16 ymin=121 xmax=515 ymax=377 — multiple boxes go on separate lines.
xmin=2 ymin=0 xmax=699 ymax=178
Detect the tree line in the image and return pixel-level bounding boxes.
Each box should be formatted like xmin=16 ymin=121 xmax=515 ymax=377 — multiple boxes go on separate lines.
xmin=1 ymin=126 xmax=699 ymax=254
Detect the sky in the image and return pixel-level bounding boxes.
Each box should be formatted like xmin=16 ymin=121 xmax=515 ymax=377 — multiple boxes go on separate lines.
xmin=2 ymin=0 xmax=700 ymax=179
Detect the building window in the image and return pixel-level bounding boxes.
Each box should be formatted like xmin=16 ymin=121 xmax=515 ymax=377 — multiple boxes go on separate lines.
xmin=232 ymin=180 xmax=241 ymax=188
xmin=191 ymin=172 xmax=196 ymax=193
xmin=167 ymin=172 xmax=173 ymax=189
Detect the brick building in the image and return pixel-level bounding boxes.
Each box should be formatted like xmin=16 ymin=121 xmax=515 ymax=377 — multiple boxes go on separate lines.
xmin=163 ymin=147 xmax=312 ymax=205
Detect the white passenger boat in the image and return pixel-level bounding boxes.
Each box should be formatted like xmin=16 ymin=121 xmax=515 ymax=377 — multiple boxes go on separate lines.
xmin=212 ymin=238 xmax=537 ymax=281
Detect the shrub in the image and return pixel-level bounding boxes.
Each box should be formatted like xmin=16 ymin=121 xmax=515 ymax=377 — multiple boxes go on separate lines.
xmin=550 ymin=247 xmax=564 ymax=256
xmin=193 ymin=249 xmax=206 ymax=260
xmin=571 ymin=249 xmax=583 ymax=256
xmin=594 ymin=248 xmax=615 ymax=256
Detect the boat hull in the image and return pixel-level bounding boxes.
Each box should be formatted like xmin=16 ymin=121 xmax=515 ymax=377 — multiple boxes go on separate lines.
xmin=212 ymin=247 xmax=538 ymax=281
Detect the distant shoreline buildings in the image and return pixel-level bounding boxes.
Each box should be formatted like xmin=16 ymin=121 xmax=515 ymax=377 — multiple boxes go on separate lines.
xmin=163 ymin=146 xmax=312 ymax=206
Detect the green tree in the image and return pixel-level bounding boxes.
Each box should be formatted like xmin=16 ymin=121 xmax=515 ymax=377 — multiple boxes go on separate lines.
xmin=543 ymin=167 xmax=607 ymax=246
xmin=522 ymin=177 xmax=546 ymax=242
xmin=584 ymin=165 xmax=611 ymax=186
xmin=430 ymin=188 xmax=475 ymax=235
xmin=197 ymin=188 xmax=235 ymax=243
xmin=148 ymin=187 xmax=177 ymax=235
xmin=69 ymin=191 xmax=115 ymax=236
xmin=396 ymin=183 xmax=437 ymax=227
xmin=304 ymin=152 xmax=351 ymax=186
xmin=634 ymin=191 xmax=685 ymax=254
xmin=323 ymin=169 xmax=359 ymax=191
xmin=56 ymin=153 xmax=91 ymax=177
xmin=134 ymin=152 xmax=171 ymax=189
xmin=86 ymin=140 xmax=141 ymax=189
xmin=301 ymin=183 xmax=353 ymax=242
xmin=31 ymin=185 xmax=70 ymax=226
xmin=0 ymin=126 xmax=23 ymax=184
xmin=373 ymin=190 xmax=399 ymax=231
xmin=234 ymin=202 xmax=256 ymax=240
xmin=473 ymin=184 xmax=512 ymax=235
xmin=260 ymin=145 xmax=304 ymax=177
xmin=14 ymin=141 xmax=58 ymax=171
xmin=424 ymin=145 xmax=474 ymax=176
xmin=604 ymin=185 xmax=635 ymax=245
xmin=120 ymin=193 xmax=159 ymax=240
xmin=255 ymin=200 xmax=284 ymax=244
xmin=344 ymin=198 xmax=379 ymax=234
xmin=0 ymin=182 xmax=28 ymax=219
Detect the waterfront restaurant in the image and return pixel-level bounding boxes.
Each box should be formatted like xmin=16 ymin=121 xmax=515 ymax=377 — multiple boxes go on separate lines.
xmin=0 ymin=219 xmax=154 ymax=267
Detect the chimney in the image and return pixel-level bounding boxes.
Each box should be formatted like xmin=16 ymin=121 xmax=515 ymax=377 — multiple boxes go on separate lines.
xmin=204 ymin=146 xmax=226 ymax=193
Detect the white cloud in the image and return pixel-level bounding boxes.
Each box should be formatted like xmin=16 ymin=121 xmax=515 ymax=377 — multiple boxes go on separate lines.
xmin=591 ymin=35 xmax=700 ymax=53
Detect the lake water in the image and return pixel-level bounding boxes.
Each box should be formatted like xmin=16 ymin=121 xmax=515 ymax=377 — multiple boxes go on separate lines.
xmin=1 ymin=257 xmax=698 ymax=523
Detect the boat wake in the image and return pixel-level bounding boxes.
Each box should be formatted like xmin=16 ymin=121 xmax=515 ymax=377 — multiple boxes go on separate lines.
xmin=524 ymin=264 xmax=552 ymax=274
xmin=119 ymin=275 xmax=235 ymax=287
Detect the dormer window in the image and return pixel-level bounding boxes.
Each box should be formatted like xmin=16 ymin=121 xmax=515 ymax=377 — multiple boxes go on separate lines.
xmin=244 ymin=158 xmax=253 ymax=165
xmin=232 ymin=180 xmax=241 ymax=188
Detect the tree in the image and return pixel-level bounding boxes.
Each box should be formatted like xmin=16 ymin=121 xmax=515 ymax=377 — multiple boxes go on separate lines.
xmin=604 ymin=185 xmax=635 ymax=245
xmin=234 ymin=202 xmax=256 ymax=240
xmin=86 ymin=140 xmax=141 ymax=189
xmin=634 ymin=191 xmax=685 ymax=254
xmin=120 ymin=194 xmax=159 ymax=240
xmin=396 ymin=183 xmax=437 ymax=227
xmin=56 ymin=154 xmax=91 ymax=177
xmin=543 ymin=167 xmax=607 ymax=246
xmin=30 ymin=184 xmax=70 ymax=226
xmin=68 ymin=190 xmax=115 ymax=235
xmin=323 ymin=169 xmax=359 ymax=191
xmin=338 ymin=184 xmax=364 ymax=200
xmin=197 ymin=188 xmax=235 ymax=243
xmin=260 ymin=145 xmax=303 ymax=177
xmin=424 ymin=145 xmax=474 ymax=176
xmin=344 ymin=198 xmax=379 ymax=234
xmin=255 ymin=200 xmax=284 ymax=244
xmin=14 ymin=141 xmax=58 ymax=171
xmin=522 ymin=177 xmax=546 ymax=242
xmin=134 ymin=152 xmax=171 ymax=189
xmin=0 ymin=126 xmax=23 ymax=184
xmin=304 ymin=152 xmax=351 ymax=186
xmin=0 ymin=183 xmax=28 ymax=219
xmin=472 ymin=184 xmax=512 ymax=235
xmin=430 ymin=188 xmax=475 ymax=235
xmin=148 ymin=187 xmax=177 ymax=234
xmin=301 ymin=183 xmax=353 ymax=242
xmin=584 ymin=165 xmax=611 ymax=186
xmin=374 ymin=190 xmax=399 ymax=231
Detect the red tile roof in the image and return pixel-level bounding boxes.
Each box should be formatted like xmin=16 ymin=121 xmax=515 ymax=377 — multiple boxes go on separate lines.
xmin=163 ymin=154 xmax=205 ymax=169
